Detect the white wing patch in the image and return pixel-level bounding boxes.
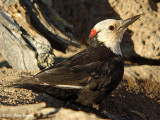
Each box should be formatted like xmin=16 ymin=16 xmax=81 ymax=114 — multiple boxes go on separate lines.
xmin=55 ymin=84 xmax=83 ymax=89
xmin=40 ymin=83 xmax=49 ymax=85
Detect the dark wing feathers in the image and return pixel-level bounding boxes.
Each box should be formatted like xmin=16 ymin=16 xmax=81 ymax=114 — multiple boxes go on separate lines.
xmin=14 ymin=47 xmax=123 ymax=93
xmin=32 ymin=61 xmax=104 ymax=86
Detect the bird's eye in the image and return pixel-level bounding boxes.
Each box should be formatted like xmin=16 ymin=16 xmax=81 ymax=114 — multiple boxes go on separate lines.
xmin=108 ymin=26 xmax=114 ymax=30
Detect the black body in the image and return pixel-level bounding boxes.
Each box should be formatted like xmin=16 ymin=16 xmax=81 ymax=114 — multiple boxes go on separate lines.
xmin=14 ymin=37 xmax=124 ymax=107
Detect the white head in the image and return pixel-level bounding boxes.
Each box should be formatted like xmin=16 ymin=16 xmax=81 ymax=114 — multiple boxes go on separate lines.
xmin=89 ymin=15 xmax=141 ymax=55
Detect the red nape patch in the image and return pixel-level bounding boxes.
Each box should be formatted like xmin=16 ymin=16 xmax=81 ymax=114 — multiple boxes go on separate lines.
xmin=89 ymin=28 xmax=98 ymax=38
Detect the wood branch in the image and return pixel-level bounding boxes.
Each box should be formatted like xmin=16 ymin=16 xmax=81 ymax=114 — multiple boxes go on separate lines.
xmin=0 ymin=102 xmax=112 ymax=120
xmin=0 ymin=102 xmax=57 ymax=120
xmin=0 ymin=9 xmax=40 ymax=71
xmin=0 ymin=0 xmax=79 ymax=71
xmin=19 ymin=0 xmax=79 ymax=52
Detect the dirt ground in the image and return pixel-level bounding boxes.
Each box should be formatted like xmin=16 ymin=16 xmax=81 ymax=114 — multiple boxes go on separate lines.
xmin=0 ymin=54 xmax=160 ymax=120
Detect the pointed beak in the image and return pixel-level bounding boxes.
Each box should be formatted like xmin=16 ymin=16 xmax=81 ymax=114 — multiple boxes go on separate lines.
xmin=119 ymin=15 xmax=141 ymax=29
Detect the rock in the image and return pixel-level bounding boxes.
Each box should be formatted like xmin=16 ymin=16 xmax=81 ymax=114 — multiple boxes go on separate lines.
xmin=54 ymin=108 xmax=101 ymax=120
xmin=109 ymin=0 xmax=160 ymax=60
xmin=124 ymin=65 xmax=160 ymax=83
xmin=124 ymin=65 xmax=160 ymax=95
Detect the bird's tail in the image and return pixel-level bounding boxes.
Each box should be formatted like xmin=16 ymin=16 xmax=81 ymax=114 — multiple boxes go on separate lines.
xmin=10 ymin=76 xmax=46 ymax=93
xmin=13 ymin=76 xmax=44 ymax=85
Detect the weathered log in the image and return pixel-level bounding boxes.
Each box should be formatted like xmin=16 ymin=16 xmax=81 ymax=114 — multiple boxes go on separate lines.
xmin=0 ymin=102 xmax=57 ymax=119
xmin=0 ymin=0 xmax=79 ymax=71
xmin=0 ymin=102 xmax=111 ymax=120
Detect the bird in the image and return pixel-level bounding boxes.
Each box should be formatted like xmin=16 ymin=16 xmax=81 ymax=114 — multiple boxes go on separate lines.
xmin=13 ymin=15 xmax=141 ymax=108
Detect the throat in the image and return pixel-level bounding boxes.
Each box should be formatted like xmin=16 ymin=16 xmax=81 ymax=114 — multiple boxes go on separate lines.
xmin=99 ymin=39 xmax=122 ymax=55
xmin=97 ymin=35 xmax=122 ymax=56
xmin=105 ymin=43 xmax=122 ymax=56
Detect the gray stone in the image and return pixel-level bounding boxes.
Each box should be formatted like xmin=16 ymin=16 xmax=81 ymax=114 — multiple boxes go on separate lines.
xmin=124 ymin=65 xmax=160 ymax=83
